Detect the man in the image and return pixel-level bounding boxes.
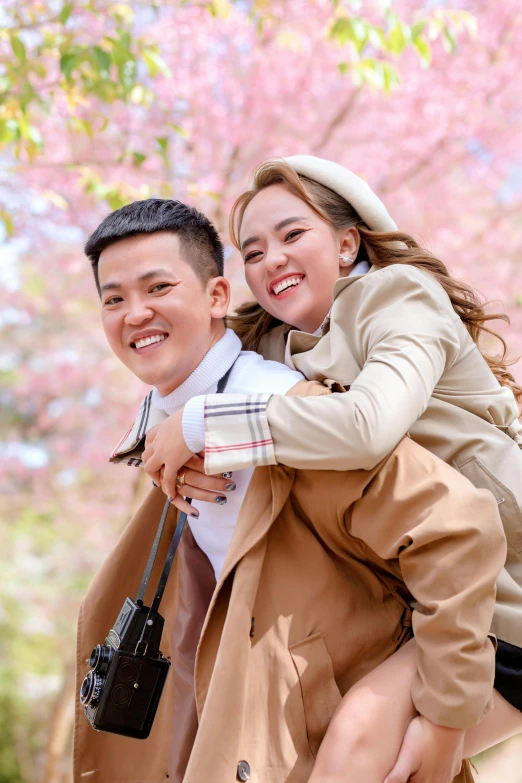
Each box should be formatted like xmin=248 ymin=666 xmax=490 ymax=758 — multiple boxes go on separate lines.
xmin=73 ymin=199 xmax=505 ymax=783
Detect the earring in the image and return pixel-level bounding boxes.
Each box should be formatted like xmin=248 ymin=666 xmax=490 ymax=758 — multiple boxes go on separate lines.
xmin=339 ymin=255 xmax=354 ymax=267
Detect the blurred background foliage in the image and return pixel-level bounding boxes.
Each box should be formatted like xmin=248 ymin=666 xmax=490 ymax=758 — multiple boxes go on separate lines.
xmin=1 ymin=1 xmax=521 ymax=780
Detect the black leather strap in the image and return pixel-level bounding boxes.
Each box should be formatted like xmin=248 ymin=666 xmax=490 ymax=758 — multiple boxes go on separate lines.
xmin=136 ymin=497 xmax=172 ymax=605
xmin=135 ymin=499 xmax=189 ymax=655
xmin=134 ymin=362 xmax=234 ymax=608
xmin=216 ymin=363 xmax=234 ymax=394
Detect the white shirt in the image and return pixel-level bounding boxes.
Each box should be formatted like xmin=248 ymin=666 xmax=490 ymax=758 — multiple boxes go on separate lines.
xmin=151 ymin=329 xmax=304 ymax=579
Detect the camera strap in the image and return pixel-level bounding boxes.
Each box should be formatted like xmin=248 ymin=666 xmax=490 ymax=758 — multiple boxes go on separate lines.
xmin=134 ymin=362 xmax=234 ymax=656
xmin=136 ymin=497 xmax=172 ymax=605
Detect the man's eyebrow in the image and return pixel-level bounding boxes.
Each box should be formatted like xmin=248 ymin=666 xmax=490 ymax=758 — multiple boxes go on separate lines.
xmin=241 ymin=216 xmax=309 ymax=253
xmin=137 ymin=267 xmax=176 ymax=282
xmin=99 ymin=268 xmax=175 ymax=293
xmin=100 ymin=280 xmax=122 ymax=293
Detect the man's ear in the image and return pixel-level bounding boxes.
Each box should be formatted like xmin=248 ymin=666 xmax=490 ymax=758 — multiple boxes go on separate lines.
xmin=208 ymin=276 xmax=230 ymax=319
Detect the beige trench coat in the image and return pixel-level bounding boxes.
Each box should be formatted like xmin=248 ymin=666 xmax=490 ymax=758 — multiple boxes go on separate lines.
xmin=74 ymin=437 xmax=504 ymax=783
xmin=256 ymin=264 xmax=522 ymax=646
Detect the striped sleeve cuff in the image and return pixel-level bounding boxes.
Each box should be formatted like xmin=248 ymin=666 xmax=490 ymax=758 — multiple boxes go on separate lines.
xmin=182 ymin=395 xmax=206 ymax=453
xmin=203 ymin=393 xmax=276 ymax=474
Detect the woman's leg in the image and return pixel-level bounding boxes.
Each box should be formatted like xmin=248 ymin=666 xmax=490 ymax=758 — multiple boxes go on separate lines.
xmin=310 ymin=640 xmax=417 ymax=783
xmin=463 ymin=689 xmax=522 ymax=757
xmin=310 ymin=638 xmax=522 ymax=783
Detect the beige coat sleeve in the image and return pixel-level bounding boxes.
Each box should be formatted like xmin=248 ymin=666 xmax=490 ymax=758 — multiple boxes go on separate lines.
xmin=349 ymin=438 xmax=506 ymax=729
xmin=266 ymin=266 xmax=461 ymax=470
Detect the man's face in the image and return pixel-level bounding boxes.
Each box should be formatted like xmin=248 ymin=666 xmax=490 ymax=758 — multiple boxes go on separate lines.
xmin=98 ymin=231 xmax=228 ymax=395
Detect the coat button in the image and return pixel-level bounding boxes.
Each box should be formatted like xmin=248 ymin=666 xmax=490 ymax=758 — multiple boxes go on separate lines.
xmin=237 ymin=760 xmax=250 ymax=781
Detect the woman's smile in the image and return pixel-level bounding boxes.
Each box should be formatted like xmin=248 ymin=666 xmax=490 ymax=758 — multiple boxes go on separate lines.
xmin=240 ymin=184 xmax=349 ymax=333
xmin=269 ymin=273 xmax=305 ymax=299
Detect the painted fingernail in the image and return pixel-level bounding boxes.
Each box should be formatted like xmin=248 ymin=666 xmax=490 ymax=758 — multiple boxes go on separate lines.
xmin=215 ymin=496 xmax=227 ymax=505
xmin=222 ymin=472 xmax=233 ymax=479
xmin=225 ymin=482 xmax=236 ymax=491
xmin=152 ymin=481 xmax=158 ymax=488
xmin=191 ymin=511 xmax=199 ymax=519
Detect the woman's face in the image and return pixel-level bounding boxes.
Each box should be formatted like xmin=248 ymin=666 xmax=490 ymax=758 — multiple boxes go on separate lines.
xmin=239 ymin=184 xmax=358 ymax=333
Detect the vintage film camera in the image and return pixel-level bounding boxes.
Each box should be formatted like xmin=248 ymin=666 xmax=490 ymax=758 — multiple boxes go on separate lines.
xmin=80 ymin=498 xmax=188 ymax=739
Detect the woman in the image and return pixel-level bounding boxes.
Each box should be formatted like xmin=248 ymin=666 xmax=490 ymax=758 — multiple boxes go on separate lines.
xmin=149 ymin=156 xmax=522 ymax=781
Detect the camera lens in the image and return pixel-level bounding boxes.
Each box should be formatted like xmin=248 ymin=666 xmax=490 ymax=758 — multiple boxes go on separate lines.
xmin=89 ymin=644 xmax=114 ymax=674
xmin=80 ymin=670 xmax=105 ymax=707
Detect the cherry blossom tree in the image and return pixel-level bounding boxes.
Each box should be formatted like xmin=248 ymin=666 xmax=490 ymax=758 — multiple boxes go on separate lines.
xmin=1 ymin=1 xmax=521 ymax=780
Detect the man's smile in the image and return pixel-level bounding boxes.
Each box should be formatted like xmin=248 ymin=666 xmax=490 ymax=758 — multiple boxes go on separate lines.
xmin=129 ymin=330 xmax=170 ymax=353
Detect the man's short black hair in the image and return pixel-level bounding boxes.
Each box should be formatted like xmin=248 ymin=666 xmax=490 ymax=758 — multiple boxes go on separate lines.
xmin=84 ymin=198 xmax=224 ymax=295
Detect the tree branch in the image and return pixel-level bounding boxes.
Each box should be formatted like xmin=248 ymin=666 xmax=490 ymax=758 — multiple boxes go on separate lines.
xmin=313 ymin=86 xmax=362 ymax=153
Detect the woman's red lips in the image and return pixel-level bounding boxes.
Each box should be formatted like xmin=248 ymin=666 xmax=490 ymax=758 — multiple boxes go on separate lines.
xmin=269 ymin=273 xmax=305 ymax=296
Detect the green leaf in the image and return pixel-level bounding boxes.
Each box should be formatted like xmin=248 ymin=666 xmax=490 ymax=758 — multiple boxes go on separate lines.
xmin=59 ymin=2 xmax=73 ymax=24
xmin=120 ymin=31 xmax=132 ymax=50
xmin=27 ymin=125 xmax=43 ymax=146
xmin=60 ymin=51 xmax=80 ymax=80
xmin=110 ymin=40 xmax=131 ymax=67
xmin=351 ymin=18 xmax=367 ymax=41
xmin=92 ymin=46 xmax=111 ymax=74
xmin=352 ymin=58 xmax=384 ymax=90
xmin=156 ymin=136 xmax=169 ymax=163
xmin=388 ymin=23 xmax=406 ymax=55
xmin=368 ymin=25 xmax=384 ymax=51
xmin=330 ymin=19 xmax=354 ymax=47
xmin=132 ymin=151 xmax=147 ymax=166
xmin=443 ymin=25 xmax=456 ymax=53
xmin=338 ymin=62 xmax=349 ymax=75
xmin=414 ymin=36 xmax=431 ymax=66
xmin=11 ymin=36 xmax=26 ymax=63
xmin=168 ymin=123 xmax=188 ymax=138
xmin=0 ymin=209 xmax=14 ymax=237
xmin=382 ymin=61 xmax=400 ymax=94
xmin=411 ymin=20 xmax=426 ymax=41
xmin=142 ymin=49 xmax=169 ymax=78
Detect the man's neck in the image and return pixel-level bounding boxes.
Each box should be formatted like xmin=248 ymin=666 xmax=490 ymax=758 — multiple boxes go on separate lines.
xmin=151 ymin=326 xmax=242 ymax=416
xmin=155 ymin=322 xmax=226 ymax=397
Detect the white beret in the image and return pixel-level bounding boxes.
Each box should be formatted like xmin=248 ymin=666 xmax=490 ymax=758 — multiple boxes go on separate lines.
xmin=283 ymin=155 xmax=397 ymax=233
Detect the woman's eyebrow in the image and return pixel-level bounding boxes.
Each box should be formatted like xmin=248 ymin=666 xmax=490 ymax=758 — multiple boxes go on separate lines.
xmin=273 ymin=216 xmax=308 ymax=231
xmin=241 ymin=216 xmax=309 ymax=252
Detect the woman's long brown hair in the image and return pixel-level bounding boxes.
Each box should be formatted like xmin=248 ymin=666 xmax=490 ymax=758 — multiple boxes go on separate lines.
xmin=228 ymin=160 xmax=522 ymax=405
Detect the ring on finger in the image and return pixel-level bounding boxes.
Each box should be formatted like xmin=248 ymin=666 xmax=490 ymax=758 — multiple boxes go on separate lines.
xmin=176 ymin=469 xmax=187 ymax=489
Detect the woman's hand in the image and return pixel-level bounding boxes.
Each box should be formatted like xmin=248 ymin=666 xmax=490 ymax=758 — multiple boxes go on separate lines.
xmin=142 ymin=411 xmax=236 ymax=516
xmin=175 ymin=454 xmax=236 ymax=506
xmin=142 ymin=410 xmax=194 ymax=510
xmin=384 ymin=716 xmax=465 ymax=783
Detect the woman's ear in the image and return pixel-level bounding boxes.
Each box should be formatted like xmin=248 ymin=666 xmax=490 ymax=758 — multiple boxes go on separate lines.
xmin=208 ymin=276 xmax=231 ymax=320
xmin=339 ymin=227 xmax=361 ymax=261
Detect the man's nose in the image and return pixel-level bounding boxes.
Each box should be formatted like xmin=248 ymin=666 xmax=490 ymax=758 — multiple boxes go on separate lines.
xmin=124 ymin=298 xmax=154 ymax=325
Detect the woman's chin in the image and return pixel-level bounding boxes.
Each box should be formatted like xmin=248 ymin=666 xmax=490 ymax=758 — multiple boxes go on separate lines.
xmin=267 ymin=293 xmax=307 ymax=328
xmin=270 ymin=300 xmax=322 ymax=333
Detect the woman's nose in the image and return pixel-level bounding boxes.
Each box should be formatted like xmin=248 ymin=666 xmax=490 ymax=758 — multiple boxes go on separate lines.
xmin=264 ymin=246 xmax=288 ymax=273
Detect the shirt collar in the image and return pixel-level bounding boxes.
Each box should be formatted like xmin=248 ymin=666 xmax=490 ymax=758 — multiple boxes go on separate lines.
xmin=151 ymin=328 xmax=242 ymax=414
xmin=315 ymin=260 xmax=371 ymax=334
xmin=110 ymin=328 xmax=242 ymax=464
